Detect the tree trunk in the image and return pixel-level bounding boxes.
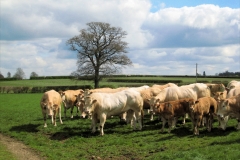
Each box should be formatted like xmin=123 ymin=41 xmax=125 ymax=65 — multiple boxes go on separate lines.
xmin=94 ymin=69 xmax=99 ymax=88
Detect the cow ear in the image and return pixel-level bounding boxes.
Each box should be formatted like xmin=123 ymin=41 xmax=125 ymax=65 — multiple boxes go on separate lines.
xmin=92 ymin=99 xmax=97 ymax=104
xmin=80 ymin=90 xmax=84 ymax=94
xmin=41 ymin=102 xmax=47 ymax=106
xmin=225 ymin=87 xmax=230 ymax=92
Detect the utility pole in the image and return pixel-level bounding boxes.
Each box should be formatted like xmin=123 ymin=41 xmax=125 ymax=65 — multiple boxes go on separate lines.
xmin=196 ymin=63 xmax=198 ymax=83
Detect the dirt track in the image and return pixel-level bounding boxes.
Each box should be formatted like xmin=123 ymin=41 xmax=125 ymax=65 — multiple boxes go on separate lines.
xmin=0 ymin=133 xmax=44 ymax=160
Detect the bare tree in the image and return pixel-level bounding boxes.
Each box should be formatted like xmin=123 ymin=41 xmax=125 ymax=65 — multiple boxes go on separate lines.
xmin=13 ymin=68 xmax=25 ymax=80
xmin=67 ymin=22 xmax=132 ymax=88
xmin=7 ymin=72 xmax=11 ymax=78
xmin=30 ymin=72 xmax=39 ymax=78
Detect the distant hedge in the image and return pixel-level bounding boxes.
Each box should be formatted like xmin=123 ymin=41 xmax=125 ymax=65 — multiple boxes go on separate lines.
xmin=107 ymin=78 xmax=182 ymax=84
xmin=30 ymin=76 xmax=74 ymax=80
xmin=0 ymin=85 xmax=93 ymax=93
xmin=0 ymin=78 xmax=18 ymax=81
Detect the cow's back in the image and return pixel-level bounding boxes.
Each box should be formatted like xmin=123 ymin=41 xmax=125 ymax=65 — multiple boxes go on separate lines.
xmin=227 ymin=87 xmax=240 ymax=98
xmin=92 ymin=90 xmax=143 ymax=116
xmin=46 ymin=90 xmax=62 ymax=105
xmin=64 ymin=89 xmax=83 ymax=104
xmin=194 ymin=97 xmax=217 ymax=114
xmin=41 ymin=90 xmax=61 ymax=105
xmin=227 ymin=80 xmax=240 ymax=89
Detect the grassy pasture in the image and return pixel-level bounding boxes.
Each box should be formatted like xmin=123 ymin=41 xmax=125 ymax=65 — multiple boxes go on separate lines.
xmin=0 ymin=93 xmax=240 ymax=160
xmin=0 ymin=76 xmax=237 ymax=88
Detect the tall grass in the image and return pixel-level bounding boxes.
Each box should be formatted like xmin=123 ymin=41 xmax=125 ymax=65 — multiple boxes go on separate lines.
xmin=0 ymin=93 xmax=240 ymax=159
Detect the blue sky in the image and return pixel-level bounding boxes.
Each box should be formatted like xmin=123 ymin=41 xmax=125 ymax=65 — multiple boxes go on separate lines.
xmin=150 ymin=0 xmax=240 ymax=12
xmin=0 ymin=0 xmax=239 ymax=78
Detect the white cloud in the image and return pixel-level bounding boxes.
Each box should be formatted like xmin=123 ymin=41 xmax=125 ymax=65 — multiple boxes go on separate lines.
xmin=0 ymin=1 xmax=239 ymax=78
xmin=144 ymin=4 xmax=239 ymax=47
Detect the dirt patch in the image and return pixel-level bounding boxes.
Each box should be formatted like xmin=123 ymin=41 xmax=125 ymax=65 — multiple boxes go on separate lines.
xmin=0 ymin=133 xmax=45 ymax=160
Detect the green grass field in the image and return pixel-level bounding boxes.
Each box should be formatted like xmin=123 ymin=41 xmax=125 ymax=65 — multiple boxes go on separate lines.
xmin=0 ymin=76 xmax=238 ymax=88
xmin=0 ymin=93 xmax=240 ymax=160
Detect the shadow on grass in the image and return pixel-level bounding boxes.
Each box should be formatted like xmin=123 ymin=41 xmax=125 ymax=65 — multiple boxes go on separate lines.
xmin=10 ymin=124 xmax=40 ymax=133
xmin=210 ymin=137 xmax=240 ymax=145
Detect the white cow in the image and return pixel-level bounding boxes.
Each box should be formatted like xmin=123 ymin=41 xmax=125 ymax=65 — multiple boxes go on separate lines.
xmin=40 ymin=90 xmax=63 ymax=127
xmin=226 ymin=87 xmax=240 ymax=98
xmin=84 ymin=89 xmax=144 ymax=136
xmin=226 ymin=80 xmax=240 ymax=91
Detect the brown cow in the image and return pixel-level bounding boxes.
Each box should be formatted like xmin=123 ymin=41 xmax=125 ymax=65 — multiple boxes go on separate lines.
xmin=59 ymin=89 xmax=84 ymax=118
xmin=189 ymin=97 xmax=218 ymax=135
xmin=212 ymin=90 xmax=227 ymax=101
xmin=153 ymin=98 xmax=195 ymax=133
xmin=141 ymin=83 xmax=178 ymax=120
xmin=40 ymin=90 xmax=63 ymax=127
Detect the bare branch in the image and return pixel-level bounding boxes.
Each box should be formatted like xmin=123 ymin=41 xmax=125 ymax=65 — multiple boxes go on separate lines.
xmin=66 ymin=22 xmax=132 ymax=88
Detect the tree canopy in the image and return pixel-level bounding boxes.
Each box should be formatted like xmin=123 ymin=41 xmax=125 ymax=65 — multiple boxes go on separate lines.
xmin=13 ymin=68 xmax=25 ymax=80
xmin=67 ymin=22 xmax=132 ymax=88
xmin=30 ymin=72 xmax=39 ymax=78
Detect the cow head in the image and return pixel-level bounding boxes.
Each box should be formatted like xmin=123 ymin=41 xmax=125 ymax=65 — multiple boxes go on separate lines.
xmin=84 ymin=89 xmax=93 ymax=98
xmin=217 ymin=115 xmax=229 ymax=130
xmin=212 ymin=92 xmax=225 ymax=101
xmin=40 ymin=102 xmax=53 ymax=117
xmin=75 ymin=90 xmax=85 ymax=107
xmin=189 ymin=100 xmax=199 ymax=113
xmin=84 ymin=96 xmax=97 ymax=115
xmin=148 ymin=98 xmax=161 ymax=113
xmin=217 ymin=99 xmax=229 ymax=118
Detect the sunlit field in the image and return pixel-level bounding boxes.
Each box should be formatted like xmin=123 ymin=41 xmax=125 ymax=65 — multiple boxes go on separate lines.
xmin=0 ymin=93 xmax=240 ymax=160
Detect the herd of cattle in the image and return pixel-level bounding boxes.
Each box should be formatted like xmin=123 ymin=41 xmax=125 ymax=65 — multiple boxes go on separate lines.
xmin=40 ymin=80 xmax=240 ymax=136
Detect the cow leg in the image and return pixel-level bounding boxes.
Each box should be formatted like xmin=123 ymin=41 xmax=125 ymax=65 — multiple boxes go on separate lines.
xmin=91 ymin=114 xmax=98 ymax=133
xmin=99 ymin=114 xmax=106 ymax=136
xmin=150 ymin=112 xmax=154 ymax=121
xmin=207 ymin=114 xmax=213 ymax=132
xmin=196 ymin=117 xmax=202 ymax=135
xmin=58 ymin=107 xmax=63 ymax=124
xmin=42 ymin=111 xmax=47 ymax=127
xmin=193 ymin=118 xmax=198 ymax=135
xmin=53 ymin=109 xmax=57 ymax=126
xmin=182 ymin=113 xmax=188 ymax=125
xmin=168 ymin=118 xmax=174 ymax=133
xmin=134 ymin=111 xmax=142 ymax=130
xmin=76 ymin=106 xmax=79 ymax=117
xmin=126 ymin=110 xmax=134 ymax=127
xmin=161 ymin=117 xmax=167 ymax=132
xmin=70 ymin=106 xmax=74 ymax=118
xmin=51 ymin=115 xmax=54 ymax=125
